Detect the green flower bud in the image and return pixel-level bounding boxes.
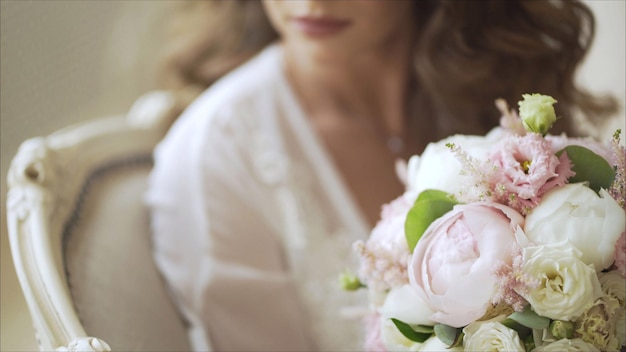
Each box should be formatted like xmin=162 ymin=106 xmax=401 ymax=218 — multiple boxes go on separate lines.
xmin=339 ymin=271 xmax=365 ymax=291
xmin=549 ymin=320 xmax=574 ymax=339
xmin=518 ymin=93 xmax=558 ymax=135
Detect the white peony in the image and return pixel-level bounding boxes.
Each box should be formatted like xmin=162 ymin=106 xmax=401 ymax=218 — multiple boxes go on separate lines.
xmin=463 ymin=321 xmax=525 ymax=352
xmin=524 ymin=183 xmax=625 ymax=271
xmin=379 ymin=284 xmax=435 ymax=326
xmin=518 ymin=243 xmax=602 ymax=321
xmin=534 ymin=338 xmax=601 ymax=351
xmin=405 ymin=130 xmax=501 ymax=197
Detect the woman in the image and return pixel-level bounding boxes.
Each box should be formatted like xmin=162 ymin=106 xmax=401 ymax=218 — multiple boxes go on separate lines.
xmin=146 ymin=1 xmax=617 ymax=351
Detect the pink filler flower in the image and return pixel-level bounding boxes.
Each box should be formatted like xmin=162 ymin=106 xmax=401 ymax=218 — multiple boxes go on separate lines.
xmin=354 ymin=195 xmax=413 ymax=291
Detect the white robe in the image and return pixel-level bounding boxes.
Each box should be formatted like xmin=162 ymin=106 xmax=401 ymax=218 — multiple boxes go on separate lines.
xmin=146 ymin=44 xmax=371 ymax=351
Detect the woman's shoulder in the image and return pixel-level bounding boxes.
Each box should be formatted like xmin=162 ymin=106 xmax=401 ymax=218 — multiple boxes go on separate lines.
xmin=188 ymin=44 xmax=283 ymax=123
xmin=163 ymin=44 xmax=284 ymax=144
xmin=153 ymin=44 xmax=288 ymax=181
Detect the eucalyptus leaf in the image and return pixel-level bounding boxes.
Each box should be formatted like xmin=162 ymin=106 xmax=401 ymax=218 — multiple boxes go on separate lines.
xmin=405 ymin=190 xmax=457 ymax=251
xmin=391 ymin=319 xmax=433 ymax=343
xmin=508 ymin=306 xmax=550 ymax=330
xmin=556 ymin=145 xmax=615 ymax=193
xmin=502 ymin=318 xmax=532 ymax=339
xmin=450 ymin=332 xmax=464 ymax=348
xmin=434 ymin=324 xmax=462 ymax=348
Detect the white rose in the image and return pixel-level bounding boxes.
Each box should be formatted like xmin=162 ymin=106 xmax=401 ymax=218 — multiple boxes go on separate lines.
xmin=406 ymin=131 xmax=499 ymax=197
xmin=420 ymin=335 xmax=463 ymax=352
xmin=599 ymin=271 xmax=626 ymax=346
xmin=525 ymin=183 xmax=625 ymax=271
xmin=380 ymin=317 xmax=422 ymax=352
xmin=379 ymin=284 xmax=435 ymax=326
xmin=533 ymin=338 xmax=601 ymax=352
xmin=463 ymin=321 xmax=525 ymax=352
xmin=518 ymin=244 xmax=602 ymax=320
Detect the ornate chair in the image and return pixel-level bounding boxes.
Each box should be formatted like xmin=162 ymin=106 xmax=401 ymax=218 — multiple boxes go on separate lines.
xmin=6 ymin=92 xmax=192 ymax=351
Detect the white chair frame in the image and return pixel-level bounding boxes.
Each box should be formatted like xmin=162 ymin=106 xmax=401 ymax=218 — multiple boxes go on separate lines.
xmin=6 ymin=92 xmax=181 ymax=351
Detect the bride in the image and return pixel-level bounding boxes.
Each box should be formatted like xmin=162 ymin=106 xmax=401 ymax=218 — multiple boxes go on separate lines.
xmin=146 ymin=1 xmax=617 ymax=350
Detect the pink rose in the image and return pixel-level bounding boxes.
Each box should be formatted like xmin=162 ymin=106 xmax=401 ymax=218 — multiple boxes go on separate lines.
xmin=408 ymin=202 xmax=524 ymax=327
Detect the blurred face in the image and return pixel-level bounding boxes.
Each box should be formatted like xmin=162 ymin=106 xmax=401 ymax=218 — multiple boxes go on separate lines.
xmin=262 ymin=0 xmax=415 ymax=62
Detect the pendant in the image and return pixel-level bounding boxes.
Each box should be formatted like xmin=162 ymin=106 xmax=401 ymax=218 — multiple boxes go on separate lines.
xmin=387 ymin=135 xmax=404 ymax=155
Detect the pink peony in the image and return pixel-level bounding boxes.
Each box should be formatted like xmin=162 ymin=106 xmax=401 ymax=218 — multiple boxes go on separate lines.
xmin=355 ymin=194 xmax=413 ymax=291
xmin=488 ymin=133 xmax=574 ymax=214
xmin=615 ymin=232 xmax=626 ymax=277
xmin=408 ymin=202 xmax=524 ymax=328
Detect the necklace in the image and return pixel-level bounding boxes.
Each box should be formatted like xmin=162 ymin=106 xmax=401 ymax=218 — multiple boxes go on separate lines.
xmin=386 ymin=135 xmax=405 ymax=156
xmin=348 ymin=111 xmax=406 ymax=157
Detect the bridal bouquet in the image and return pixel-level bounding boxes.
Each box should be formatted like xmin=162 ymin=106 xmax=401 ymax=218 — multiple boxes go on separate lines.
xmin=342 ymin=94 xmax=626 ymax=352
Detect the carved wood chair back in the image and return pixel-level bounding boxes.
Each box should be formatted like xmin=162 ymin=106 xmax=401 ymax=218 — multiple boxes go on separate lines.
xmin=6 ymin=91 xmax=192 ymax=351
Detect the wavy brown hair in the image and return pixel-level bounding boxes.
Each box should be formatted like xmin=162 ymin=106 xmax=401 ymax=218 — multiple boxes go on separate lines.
xmin=157 ymin=0 xmax=618 ymax=138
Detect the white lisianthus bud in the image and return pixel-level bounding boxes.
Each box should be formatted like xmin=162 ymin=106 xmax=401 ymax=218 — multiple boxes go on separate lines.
xmin=550 ymin=320 xmax=574 ymax=339
xmin=518 ymin=93 xmax=558 ymax=135
xmin=533 ymin=338 xmax=601 ymax=351
xmin=463 ymin=321 xmax=525 ymax=352
xmin=517 ymin=244 xmax=602 ymax=321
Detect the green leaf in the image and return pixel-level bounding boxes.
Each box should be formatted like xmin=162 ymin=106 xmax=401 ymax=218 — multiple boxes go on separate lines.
xmin=412 ymin=325 xmax=435 ymax=334
xmin=416 ymin=189 xmax=453 ymax=203
xmin=405 ymin=190 xmax=457 ymax=251
xmin=557 ymin=145 xmax=615 ymax=193
xmin=502 ymin=318 xmax=532 ymax=339
xmin=390 ymin=319 xmax=433 ymax=343
xmin=507 ymin=306 xmax=550 ymax=330
xmin=434 ymin=324 xmax=463 ymax=348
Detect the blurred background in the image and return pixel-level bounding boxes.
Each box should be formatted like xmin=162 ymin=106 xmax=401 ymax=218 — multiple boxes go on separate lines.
xmin=1 ymin=1 xmax=624 ymax=350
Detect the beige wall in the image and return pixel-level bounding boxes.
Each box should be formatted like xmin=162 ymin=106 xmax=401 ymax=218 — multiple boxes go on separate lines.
xmin=1 ymin=1 xmax=624 ymax=350
xmin=1 ymin=2 xmax=173 ymax=350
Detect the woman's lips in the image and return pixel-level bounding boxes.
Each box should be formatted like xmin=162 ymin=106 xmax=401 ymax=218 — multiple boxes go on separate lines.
xmin=291 ymin=16 xmax=351 ymax=37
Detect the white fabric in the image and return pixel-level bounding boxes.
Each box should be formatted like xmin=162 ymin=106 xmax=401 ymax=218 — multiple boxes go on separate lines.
xmin=146 ymin=44 xmax=370 ymax=351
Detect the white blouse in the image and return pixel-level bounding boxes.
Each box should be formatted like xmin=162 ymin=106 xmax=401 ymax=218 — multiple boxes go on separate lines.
xmin=146 ymin=44 xmax=371 ymax=351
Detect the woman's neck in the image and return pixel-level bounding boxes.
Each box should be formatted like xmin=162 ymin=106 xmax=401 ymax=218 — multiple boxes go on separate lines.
xmin=281 ymin=36 xmax=422 ymax=227
xmin=282 ymin=38 xmax=415 ymax=140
